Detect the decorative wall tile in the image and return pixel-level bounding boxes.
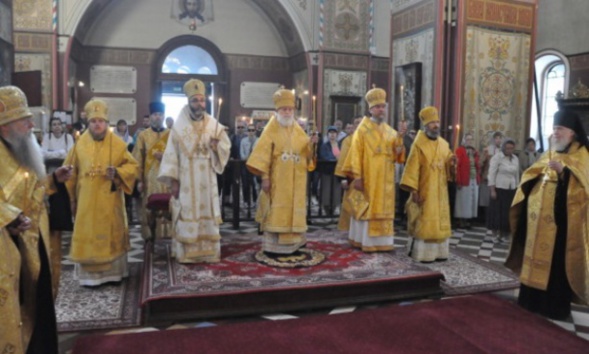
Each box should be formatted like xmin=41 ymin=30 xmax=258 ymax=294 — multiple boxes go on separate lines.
xmin=15 ymin=53 xmax=52 ymax=108
xmin=322 ymin=0 xmax=371 ymax=52
xmin=13 ymin=0 xmax=52 ymax=31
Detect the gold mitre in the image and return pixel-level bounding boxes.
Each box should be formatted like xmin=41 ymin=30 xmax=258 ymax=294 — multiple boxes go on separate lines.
xmin=84 ymin=99 xmax=109 ymax=121
xmin=183 ymin=78 xmax=205 ymax=98
xmin=0 ymin=86 xmax=33 ymax=126
xmin=365 ymin=86 xmax=386 ymax=109
xmin=419 ymin=106 xmax=439 ymax=125
xmin=273 ymin=87 xmax=295 ymax=110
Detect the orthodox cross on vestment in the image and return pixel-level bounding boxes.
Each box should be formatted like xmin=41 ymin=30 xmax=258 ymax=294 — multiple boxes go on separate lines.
xmin=86 ymin=164 xmax=103 ymax=179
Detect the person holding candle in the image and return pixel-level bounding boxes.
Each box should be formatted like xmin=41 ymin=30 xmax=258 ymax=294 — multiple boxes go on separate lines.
xmin=400 ymin=106 xmax=456 ymax=262
xmin=132 ymin=102 xmax=170 ymax=239
xmin=506 ymin=109 xmax=589 ymax=320
xmin=158 ymin=79 xmax=230 ymax=263
xmin=0 ymin=85 xmax=73 ymax=354
xmin=341 ymin=86 xmax=406 ymax=252
xmin=63 ymin=99 xmax=139 ymax=286
xmin=246 ymin=87 xmax=318 ymax=256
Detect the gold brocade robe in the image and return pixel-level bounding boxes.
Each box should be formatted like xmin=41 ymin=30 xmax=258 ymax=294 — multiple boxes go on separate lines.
xmin=334 ymin=135 xmax=352 ymax=231
xmin=157 ymin=108 xmax=230 ymax=262
xmin=341 ymin=117 xmax=405 ymax=237
xmin=132 ymin=128 xmax=170 ymax=237
xmin=64 ymin=130 xmax=138 ymax=270
xmin=247 ymin=117 xmax=313 ymax=236
xmin=506 ymin=142 xmax=589 ymax=304
xmin=400 ymin=131 xmax=453 ymax=241
xmin=0 ymin=141 xmax=57 ymax=353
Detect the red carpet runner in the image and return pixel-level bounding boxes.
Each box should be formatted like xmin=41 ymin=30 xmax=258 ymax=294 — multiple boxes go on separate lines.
xmin=73 ymin=294 xmax=588 ymax=353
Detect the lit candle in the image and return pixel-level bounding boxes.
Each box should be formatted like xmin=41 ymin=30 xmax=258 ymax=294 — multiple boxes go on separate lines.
xmin=109 ymin=126 xmax=114 ymax=166
xmin=454 ymin=124 xmax=460 ymax=152
xmin=548 ymin=134 xmax=553 ymax=161
xmin=215 ymin=98 xmax=223 ymax=137
xmin=71 ymin=130 xmax=80 ymax=166
xmin=400 ymin=85 xmax=405 ymax=122
xmin=23 ymin=172 xmax=29 ymax=213
xmin=312 ymin=95 xmax=316 ymax=131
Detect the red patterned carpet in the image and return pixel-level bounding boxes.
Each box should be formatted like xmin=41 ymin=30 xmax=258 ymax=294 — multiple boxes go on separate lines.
xmin=141 ymin=232 xmax=519 ymax=323
xmin=141 ymin=232 xmax=443 ymax=322
xmin=74 ymin=294 xmax=589 ymax=354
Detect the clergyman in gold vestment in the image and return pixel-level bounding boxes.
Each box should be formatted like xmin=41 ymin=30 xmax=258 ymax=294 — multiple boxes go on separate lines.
xmin=0 ymin=86 xmax=73 ymax=354
xmin=64 ymin=99 xmax=139 ymax=286
xmin=400 ymin=106 xmax=454 ymax=262
xmin=132 ymin=101 xmax=170 ymax=239
xmin=341 ymin=87 xmax=406 ymax=252
xmin=506 ymin=109 xmax=589 ymax=320
xmin=334 ymin=116 xmax=362 ymax=231
xmin=158 ymin=79 xmax=230 ymax=263
xmin=247 ymin=88 xmax=318 ymax=255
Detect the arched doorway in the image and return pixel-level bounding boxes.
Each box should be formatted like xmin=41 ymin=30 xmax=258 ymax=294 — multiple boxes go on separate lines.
xmin=155 ymin=35 xmax=227 ymax=123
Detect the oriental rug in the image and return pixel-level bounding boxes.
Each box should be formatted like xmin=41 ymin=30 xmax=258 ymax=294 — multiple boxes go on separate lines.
xmin=140 ymin=231 xmax=519 ymax=323
xmin=55 ymin=263 xmax=142 ymax=332
xmin=424 ymin=247 xmax=519 ymax=295
xmin=72 ymin=294 xmax=589 ymax=354
xmin=141 ymin=232 xmax=444 ymax=322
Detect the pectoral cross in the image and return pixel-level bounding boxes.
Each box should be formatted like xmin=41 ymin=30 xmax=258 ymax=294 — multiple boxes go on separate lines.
xmin=87 ymin=164 xmax=103 ymax=179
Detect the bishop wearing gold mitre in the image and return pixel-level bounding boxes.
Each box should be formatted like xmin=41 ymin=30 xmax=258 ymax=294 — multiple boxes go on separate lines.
xmin=400 ymin=106 xmax=455 ymax=262
xmin=341 ymin=87 xmax=406 ymax=252
xmin=0 ymin=85 xmax=74 ymax=354
xmin=132 ymin=101 xmax=170 ymax=239
xmin=158 ymin=79 xmax=230 ymax=263
xmin=64 ymin=99 xmax=139 ymax=286
xmin=247 ymin=87 xmax=318 ymax=255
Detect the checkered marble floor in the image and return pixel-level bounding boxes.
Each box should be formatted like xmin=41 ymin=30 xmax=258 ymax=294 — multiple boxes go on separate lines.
xmin=57 ymin=219 xmax=589 ymax=353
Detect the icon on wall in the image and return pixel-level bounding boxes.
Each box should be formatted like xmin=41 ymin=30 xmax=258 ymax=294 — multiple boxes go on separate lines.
xmin=394 ymin=62 xmax=422 ymax=131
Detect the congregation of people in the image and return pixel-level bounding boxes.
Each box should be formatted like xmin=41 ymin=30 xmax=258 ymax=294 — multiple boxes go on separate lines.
xmin=2 ymin=80 xmax=589 ymax=353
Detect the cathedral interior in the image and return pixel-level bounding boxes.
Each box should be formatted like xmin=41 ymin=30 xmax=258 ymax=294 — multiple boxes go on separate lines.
xmin=2 ymin=0 xmax=589 ymax=353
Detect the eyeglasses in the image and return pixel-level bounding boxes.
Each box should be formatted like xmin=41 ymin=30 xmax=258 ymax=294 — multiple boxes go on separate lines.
xmin=248 ymin=129 xmax=256 ymax=132
xmin=237 ymin=126 xmax=244 ymax=129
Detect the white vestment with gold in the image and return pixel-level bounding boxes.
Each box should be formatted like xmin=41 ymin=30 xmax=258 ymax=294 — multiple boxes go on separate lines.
xmin=158 ymin=106 xmax=230 ymax=263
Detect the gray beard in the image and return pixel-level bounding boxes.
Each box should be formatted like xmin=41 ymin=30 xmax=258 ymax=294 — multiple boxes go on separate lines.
xmin=552 ymin=140 xmax=571 ymax=152
xmin=190 ymin=106 xmax=205 ymax=121
xmin=6 ymin=132 xmax=47 ymax=180
xmin=276 ymin=113 xmax=294 ymax=127
xmin=424 ymin=128 xmax=439 ymax=139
